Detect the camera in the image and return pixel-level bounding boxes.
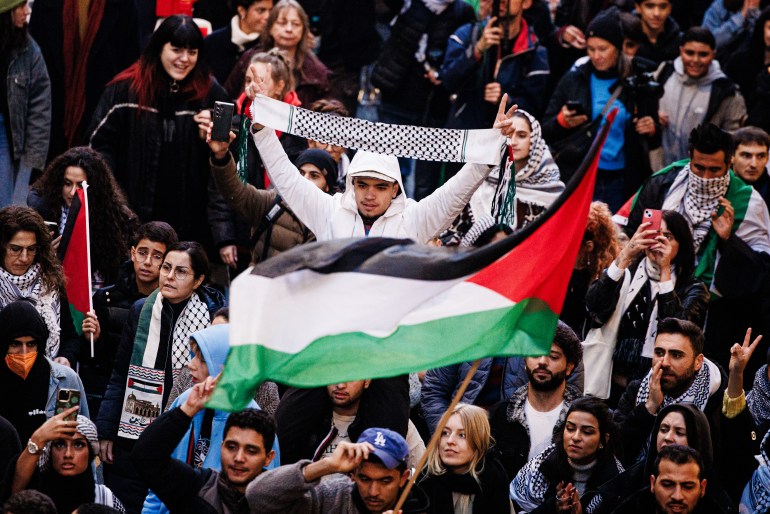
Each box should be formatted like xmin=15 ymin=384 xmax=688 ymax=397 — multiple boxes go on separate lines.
xmin=622 ymin=58 xmax=664 ymax=120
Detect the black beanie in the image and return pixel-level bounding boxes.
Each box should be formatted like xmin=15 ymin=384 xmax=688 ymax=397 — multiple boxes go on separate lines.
xmin=295 ymin=149 xmax=339 ymax=193
xmin=587 ymin=7 xmax=624 ymax=50
xmin=0 ymin=300 xmax=49 ymax=353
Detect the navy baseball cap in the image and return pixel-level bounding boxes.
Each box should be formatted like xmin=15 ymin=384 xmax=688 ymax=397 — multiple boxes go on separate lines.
xmin=358 ymin=428 xmax=409 ymax=469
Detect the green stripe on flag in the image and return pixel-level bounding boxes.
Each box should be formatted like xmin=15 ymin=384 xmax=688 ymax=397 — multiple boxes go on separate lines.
xmin=69 ymin=304 xmax=85 ymax=336
xmin=208 ymin=297 xmax=558 ymax=411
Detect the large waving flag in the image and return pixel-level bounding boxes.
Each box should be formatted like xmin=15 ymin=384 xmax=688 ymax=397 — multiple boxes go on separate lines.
xmin=208 ymin=113 xmax=616 ymax=411
xmin=57 ymin=184 xmax=93 ymax=337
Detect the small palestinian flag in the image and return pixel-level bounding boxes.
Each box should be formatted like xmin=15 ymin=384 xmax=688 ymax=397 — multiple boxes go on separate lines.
xmin=208 ymin=113 xmax=615 ymax=411
xmin=57 ymin=185 xmax=93 ymax=337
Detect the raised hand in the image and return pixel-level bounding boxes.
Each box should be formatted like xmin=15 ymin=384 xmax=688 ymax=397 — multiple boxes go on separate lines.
xmin=645 ymin=360 xmax=664 ymax=414
xmin=493 ymin=94 xmax=517 ymax=137
xmin=205 ymin=121 xmax=236 ymax=159
xmin=616 ymin=222 xmax=659 ymax=269
xmin=711 ymin=197 xmax=734 ymax=242
xmin=30 ymin=406 xmax=79 ymax=447
xmin=327 ymin=441 xmax=373 ymax=474
xmin=729 ymin=328 xmax=762 ymax=377
xmin=181 ymin=374 xmax=220 ymax=417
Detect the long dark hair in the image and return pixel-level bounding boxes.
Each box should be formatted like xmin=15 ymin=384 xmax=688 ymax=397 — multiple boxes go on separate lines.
xmin=554 ymin=397 xmax=616 ymax=472
xmin=662 ymin=210 xmax=696 ymax=279
xmin=31 ymin=147 xmax=137 ymax=278
xmin=0 ymin=6 xmax=27 ymax=56
xmin=109 ymin=15 xmax=210 ymax=108
xmin=0 ymin=207 xmax=65 ymax=295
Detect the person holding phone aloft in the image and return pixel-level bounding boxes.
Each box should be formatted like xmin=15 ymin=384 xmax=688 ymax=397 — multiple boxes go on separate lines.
xmin=582 ymin=210 xmax=708 ymax=404
xmin=542 ymin=7 xmax=658 ymax=211
xmin=11 ymin=408 xmax=125 ymax=513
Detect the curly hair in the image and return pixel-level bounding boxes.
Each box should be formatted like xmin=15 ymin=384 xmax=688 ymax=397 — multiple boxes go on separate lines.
xmin=0 ymin=207 xmax=65 ymax=295
xmin=31 ymin=147 xmax=137 ymax=280
xmin=583 ymin=202 xmax=621 ymax=281
xmin=259 ymin=0 xmax=315 ymax=79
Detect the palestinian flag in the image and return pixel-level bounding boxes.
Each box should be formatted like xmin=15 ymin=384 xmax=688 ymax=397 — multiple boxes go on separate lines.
xmin=57 ymin=185 xmax=92 ymax=335
xmin=208 ymin=113 xmax=616 ymax=411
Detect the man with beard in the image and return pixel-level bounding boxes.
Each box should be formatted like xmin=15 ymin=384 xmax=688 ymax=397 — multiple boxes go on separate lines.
xmin=624 ymin=123 xmax=770 ymax=369
xmin=612 ymin=445 xmax=711 ymax=514
xmin=132 ymin=377 xmax=276 ymax=513
xmin=487 ymin=322 xmax=584 ymax=480
xmin=613 ymin=318 xmax=726 ymax=466
xmin=316 ymin=381 xmax=425 ymax=469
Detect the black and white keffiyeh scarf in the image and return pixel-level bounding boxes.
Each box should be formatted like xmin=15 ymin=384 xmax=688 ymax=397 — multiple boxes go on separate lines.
xmin=635 ymin=357 xmax=721 ymax=411
xmin=489 ymin=110 xmax=563 ymax=228
xmin=0 ymin=264 xmax=61 ymax=357
xmin=249 ymin=94 xmax=507 ymax=165
xmin=682 ymin=164 xmax=729 ymax=251
xmin=747 ymin=365 xmax=770 ymax=428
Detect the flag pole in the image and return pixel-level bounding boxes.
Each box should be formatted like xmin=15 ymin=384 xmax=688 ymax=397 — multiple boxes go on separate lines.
xmin=82 ymin=182 xmax=94 ymax=358
xmin=392 ymin=358 xmax=482 ymax=512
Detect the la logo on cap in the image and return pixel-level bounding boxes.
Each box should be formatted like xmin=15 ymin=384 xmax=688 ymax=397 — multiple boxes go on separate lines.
xmin=374 ymin=432 xmax=387 ymax=447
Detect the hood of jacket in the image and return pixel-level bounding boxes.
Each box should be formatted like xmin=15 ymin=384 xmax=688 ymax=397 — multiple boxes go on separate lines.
xmin=643 ymin=403 xmax=714 ymax=477
xmin=342 ymin=151 xmax=407 ymax=219
xmin=672 ymin=56 xmax=726 ymax=87
xmin=189 ymin=324 xmax=230 ymax=377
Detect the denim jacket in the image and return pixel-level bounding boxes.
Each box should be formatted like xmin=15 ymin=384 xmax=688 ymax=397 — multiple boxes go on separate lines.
xmin=46 ymin=358 xmax=90 ymax=419
xmin=5 ymin=35 xmax=51 ymax=171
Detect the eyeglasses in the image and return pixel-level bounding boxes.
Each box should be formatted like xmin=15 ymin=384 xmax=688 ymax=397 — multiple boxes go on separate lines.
xmin=6 ymin=244 xmax=39 ymax=256
xmin=134 ymin=247 xmax=164 ymax=265
xmin=160 ymin=263 xmax=192 ymax=281
xmin=52 ymin=439 xmax=88 ymax=451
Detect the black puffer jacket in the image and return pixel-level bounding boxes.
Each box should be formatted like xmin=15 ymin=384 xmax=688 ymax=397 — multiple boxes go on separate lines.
xmin=634 ymin=15 xmax=682 ymax=64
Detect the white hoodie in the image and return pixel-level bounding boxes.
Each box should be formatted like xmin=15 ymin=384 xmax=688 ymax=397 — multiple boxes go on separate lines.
xmin=251 ymin=128 xmax=499 ymax=243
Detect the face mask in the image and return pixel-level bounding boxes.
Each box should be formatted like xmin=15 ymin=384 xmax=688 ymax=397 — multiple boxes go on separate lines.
xmin=5 ymin=351 xmax=37 ymax=379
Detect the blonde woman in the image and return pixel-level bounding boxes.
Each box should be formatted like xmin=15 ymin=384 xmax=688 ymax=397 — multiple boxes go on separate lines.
xmin=418 ymin=404 xmax=511 ymax=514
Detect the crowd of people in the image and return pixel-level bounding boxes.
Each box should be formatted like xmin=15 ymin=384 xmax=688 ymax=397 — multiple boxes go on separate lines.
xmin=3 ymin=0 xmax=770 ymax=512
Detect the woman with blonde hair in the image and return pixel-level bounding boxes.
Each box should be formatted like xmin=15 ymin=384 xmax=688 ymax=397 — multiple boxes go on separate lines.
xmin=418 ymin=403 xmax=511 ymax=514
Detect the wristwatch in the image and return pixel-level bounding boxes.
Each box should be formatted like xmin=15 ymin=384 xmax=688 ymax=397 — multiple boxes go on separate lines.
xmin=26 ymin=439 xmax=40 ymax=455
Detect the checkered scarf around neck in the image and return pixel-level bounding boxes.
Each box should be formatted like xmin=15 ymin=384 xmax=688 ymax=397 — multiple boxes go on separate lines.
xmin=249 ymin=94 xmax=506 ymax=165
xmin=635 ymin=357 xmax=721 ymax=411
xmin=118 ymin=290 xmax=210 ymax=440
xmin=490 ymin=110 xmax=563 ymax=227
xmin=683 ymin=164 xmax=730 ymax=251
xmin=0 ymin=264 xmax=61 ymax=358
xmin=747 ymin=365 xmax=770 ymax=428
xmin=38 ymin=415 xmax=99 ymax=471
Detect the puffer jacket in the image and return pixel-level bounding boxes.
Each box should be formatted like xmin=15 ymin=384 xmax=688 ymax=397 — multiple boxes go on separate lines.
xmin=489 ymin=384 xmax=583 ymax=481
xmin=441 ymin=17 xmax=550 ymax=126
xmin=210 ymin=153 xmax=314 ymax=263
xmin=634 ymin=15 xmax=682 ymax=64
xmin=4 ymin=34 xmax=50 ymax=173
xmin=251 ymin=126 xmax=501 ymax=243
xmin=658 ymin=57 xmax=746 ymax=164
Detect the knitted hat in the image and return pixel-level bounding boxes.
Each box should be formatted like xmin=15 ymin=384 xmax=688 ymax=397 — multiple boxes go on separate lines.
xmin=0 ymin=299 xmax=49 ymax=353
xmin=586 ymin=7 xmax=624 ymax=50
xmin=295 ymin=149 xmax=339 ymax=193
xmin=0 ymin=0 xmax=25 ymax=15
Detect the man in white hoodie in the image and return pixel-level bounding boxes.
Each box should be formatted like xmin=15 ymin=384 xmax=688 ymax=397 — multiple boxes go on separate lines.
xmin=244 ymin=70 xmax=516 ymax=244
xmin=658 ymin=27 xmax=746 ymax=165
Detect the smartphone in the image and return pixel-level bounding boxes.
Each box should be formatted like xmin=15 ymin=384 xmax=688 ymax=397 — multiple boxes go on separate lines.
xmin=56 ymin=389 xmax=81 ymax=421
xmin=44 ymin=221 xmax=59 ymax=240
xmin=211 ymin=101 xmax=235 ymax=142
xmin=566 ymin=101 xmax=585 ymax=115
xmin=643 ymin=208 xmax=663 ymax=232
